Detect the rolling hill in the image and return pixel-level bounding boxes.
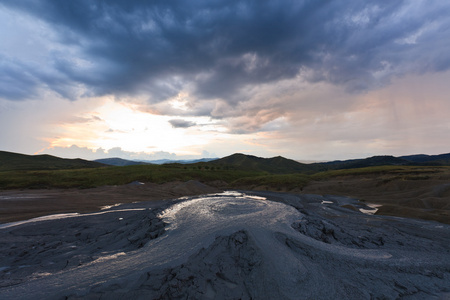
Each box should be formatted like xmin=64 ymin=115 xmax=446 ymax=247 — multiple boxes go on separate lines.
xmin=400 ymin=153 xmax=450 ymax=165
xmin=209 ymin=153 xmax=450 ymax=174
xmin=316 ymin=155 xmax=410 ymax=170
xmin=3 ymin=150 xmax=450 ymax=174
xmin=315 ymin=153 xmax=450 ymax=170
xmin=210 ymin=153 xmax=311 ymax=174
xmin=0 ymin=151 xmax=106 ymax=172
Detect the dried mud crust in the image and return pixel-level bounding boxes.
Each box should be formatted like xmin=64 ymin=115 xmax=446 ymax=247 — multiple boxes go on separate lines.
xmin=291 ymin=211 xmax=449 ymax=251
xmin=66 ymin=223 xmax=450 ymax=300
xmin=68 ymin=231 xmax=264 ymax=300
xmin=0 ymin=208 xmax=167 ymax=287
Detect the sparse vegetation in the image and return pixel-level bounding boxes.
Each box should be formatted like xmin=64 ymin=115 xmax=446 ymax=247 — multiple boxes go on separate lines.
xmin=310 ymin=165 xmax=449 ymax=180
xmin=0 ymin=164 xmax=265 ymax=189
xmin=232 ymin=174 xmax=310 ymax=191
xmin=1 ymin=153 xmax=450 ymax=191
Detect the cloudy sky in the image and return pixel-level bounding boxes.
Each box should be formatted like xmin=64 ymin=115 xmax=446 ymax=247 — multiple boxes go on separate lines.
xmin=1 ymin=1 xmax=450 ymax=161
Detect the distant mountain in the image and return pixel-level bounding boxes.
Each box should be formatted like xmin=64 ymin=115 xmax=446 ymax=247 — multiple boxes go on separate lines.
xmin=94 ymin=157 xmax=217 ymax=166
xmin=210 ymin=153 xmax=310 ymax=174
xmin=0 ymin=151 xmax=106 ymax=172
xmin=210 ymin=153 xmax=450 ymax=174
xmin=319 ymin=155 xmax=410 ymax=170
xmin=142 ymin=158 xmax=218 ymax=165
xmin=306 ymin=153 xmax=450 ymax=171
xmin=94 ymin=158 xmax=151 ymax=166
xmin=400 ymin=153 xmax=450 ymax=165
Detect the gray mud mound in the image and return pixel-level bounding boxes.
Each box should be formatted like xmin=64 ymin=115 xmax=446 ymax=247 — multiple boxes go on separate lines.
xmin=1 ymin=191 xmax=449 ymax=299
xmin=86 ymin=230 xmax=264 ymax=300
xmin=292 ymin=214 xmax=388 ymax=248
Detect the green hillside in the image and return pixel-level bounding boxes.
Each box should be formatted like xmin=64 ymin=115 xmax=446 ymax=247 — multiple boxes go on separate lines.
xmin=0 ymin=151 xmax=106 ymax=172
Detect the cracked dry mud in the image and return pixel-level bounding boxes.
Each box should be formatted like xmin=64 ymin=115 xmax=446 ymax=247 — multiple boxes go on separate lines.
xmin=0 ymin=191 xmax=449 ymax=299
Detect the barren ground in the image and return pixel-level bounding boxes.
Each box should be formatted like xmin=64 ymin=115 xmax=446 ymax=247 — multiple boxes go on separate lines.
xmin=1 ymin=172 xmax=449 ymax=225
xmin=0 ymin=180 xmax=220 ymax=224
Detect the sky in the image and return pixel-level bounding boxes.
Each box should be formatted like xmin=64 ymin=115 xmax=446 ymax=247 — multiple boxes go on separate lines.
xmin=1 ymin=1 xmax=450 ymax=162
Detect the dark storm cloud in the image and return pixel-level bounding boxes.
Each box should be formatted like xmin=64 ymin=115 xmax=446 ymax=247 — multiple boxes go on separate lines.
xmin=2 ymin=0 xmax=450 ymax=102
xmin=0 ymin=57 xmax=39 ymax=100
xmin=0 ymin=55 xmax=80 ymax=101
xmin=169 ymin=119 xmax=196 ymax=129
